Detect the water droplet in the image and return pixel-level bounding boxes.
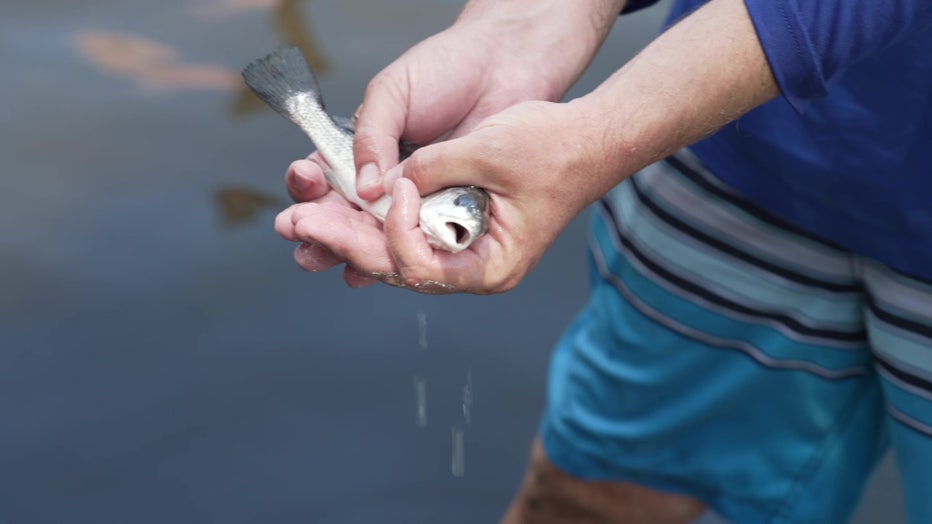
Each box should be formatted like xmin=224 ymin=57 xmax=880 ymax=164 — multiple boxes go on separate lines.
xmin=462 ymin=365 xmax=472 ymax=425
xmin=417 ymin=309 xmax=428 ymax=351
xmin=413 ymin=375 xmax=428 ymax=428
xmin=451 ymin=426 xmax=465 ymax=478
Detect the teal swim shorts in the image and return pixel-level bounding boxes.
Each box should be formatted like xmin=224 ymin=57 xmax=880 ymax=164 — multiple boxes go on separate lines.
xmin=540 ymin=150 xmax=932 ymax=523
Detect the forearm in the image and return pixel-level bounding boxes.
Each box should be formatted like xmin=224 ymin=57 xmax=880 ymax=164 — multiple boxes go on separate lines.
xmin=571 ymin=0 xmax=778 ymax=190
xmin=452 ymin=0 xmax=628 ymax=101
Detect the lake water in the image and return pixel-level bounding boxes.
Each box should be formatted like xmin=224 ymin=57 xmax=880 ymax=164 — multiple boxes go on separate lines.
xmin=0 ymin=0 xmax=904 ymax=522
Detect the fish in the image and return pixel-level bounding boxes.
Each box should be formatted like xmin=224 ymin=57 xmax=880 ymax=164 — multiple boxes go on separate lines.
xmin=241 ymin=45 xmax=490 ymax=253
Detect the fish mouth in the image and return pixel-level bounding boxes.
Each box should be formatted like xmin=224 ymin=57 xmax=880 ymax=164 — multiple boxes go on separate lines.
xmin=429 ymin=217 xmax=478 ymax=253
xmin=419 ymin=186 xmax=491 ymax=253
xmin=447 ymin=222 xmax=471 ymax=246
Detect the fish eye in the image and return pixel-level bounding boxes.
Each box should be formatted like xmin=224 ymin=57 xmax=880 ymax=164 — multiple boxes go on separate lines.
xmin=453 ymin=194 xmax=479 ymax=212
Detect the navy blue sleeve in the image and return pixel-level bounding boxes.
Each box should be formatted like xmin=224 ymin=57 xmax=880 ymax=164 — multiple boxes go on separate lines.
xmin=621 ymin=0 xmax=663 ymax=15
xmin=744 ymin=0 xmax=932 ymax=112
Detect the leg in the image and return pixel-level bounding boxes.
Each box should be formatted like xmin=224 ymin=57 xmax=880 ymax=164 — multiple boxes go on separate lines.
xmin=500 ymin=438 xmax=705 ymax=524
xmin=535 ymin=151 xmax=887 ymax=523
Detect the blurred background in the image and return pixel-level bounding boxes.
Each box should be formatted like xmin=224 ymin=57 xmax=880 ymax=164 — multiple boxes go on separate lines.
xmin=0 ymin=0 xmax=904 ymax=522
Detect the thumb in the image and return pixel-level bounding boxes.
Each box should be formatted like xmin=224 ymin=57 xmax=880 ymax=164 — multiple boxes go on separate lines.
xmin=353 ymin=74 xmax=408 ymax=201
xmin=382 ymin=136 xmax=487 ymax=197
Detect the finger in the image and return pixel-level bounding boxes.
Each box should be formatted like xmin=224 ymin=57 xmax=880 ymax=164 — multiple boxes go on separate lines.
xmin=343 ymin=266 xmax=379 ymax=288
xmin=290 ymin=202 xmax=398 ymax=276
xmin=289 ymin=199 xmax=381 ymax=229
xmin=354 ymin=73 xmax=407 ymax=201
xmin=286 ymin=157 xmax=330 ymax=202
xmin=293 ymin=241 xmax=342 ymax=272
xmin=383 ymin=178 xmax=442 ymax=288
xmin=274 ymin=204 xmax=300 ymax=241
xmin=275 ymin=182 xmax=361 ymax=242
xmin=385 ymin=179 xmax=485 ymax=293
xmin=383 ymin=137 xmax=490 ymax=197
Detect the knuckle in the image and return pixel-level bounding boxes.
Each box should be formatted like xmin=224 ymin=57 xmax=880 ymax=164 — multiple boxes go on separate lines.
xmin=291 ymin=215 xmax=319 ymax=241
xmin=288 ymin=204 xmax=308 ymax=224
xmin=291 ymin=219 xmax=311 ymax=240
xmin=363 ymin=74 xmax=384 ymax=96
xmin=403 ymin=149 xmax=430 ymax=186
xmin=352 ymin=129 xmax=385 ymax=164
xmin=487 ymin=269 xmax=524 ymax=295
xmin=488 ymin=280 xmax=516 ymax=295
xmin=365 ymin=72 xmax=402 ymax=100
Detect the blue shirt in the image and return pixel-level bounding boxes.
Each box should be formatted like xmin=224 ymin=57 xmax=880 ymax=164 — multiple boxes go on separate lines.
xmin=625 ymin=0 xmax=932 ymax=279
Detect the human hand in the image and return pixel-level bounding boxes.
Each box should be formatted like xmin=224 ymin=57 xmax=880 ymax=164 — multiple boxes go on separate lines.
xmin=277 ymin=0 xmax=626 ymax=292
xmin=352 ymin=0 xmax=623 ymax=199
xmin=277 ymin=99 xmax=622 ymax=294
xmin=276 ymin=152 xmax=482 ymax=292
xmin=275 ymin=154 xmax=386 ymax=288
xmin=277 ymin=0 xmax=782 ymax=293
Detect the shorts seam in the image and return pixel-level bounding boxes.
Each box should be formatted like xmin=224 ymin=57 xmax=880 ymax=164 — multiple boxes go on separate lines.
xmin=769 ymin=374 xmax=872 ymax=522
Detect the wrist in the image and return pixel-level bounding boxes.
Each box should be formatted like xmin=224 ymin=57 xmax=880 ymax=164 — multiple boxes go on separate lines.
xmin=569 ymin=0 xmax=779 ymax=185
xmin=451 ymin=0 xmax=626 ymax=100
xmin=560 ymin=96 xmax=642 ymax=205
xmin=568 ymin=78 xmax=671 ymax=184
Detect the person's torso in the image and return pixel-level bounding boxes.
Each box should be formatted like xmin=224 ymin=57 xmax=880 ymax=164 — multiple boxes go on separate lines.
xmin=667 ymin=0 xmax=932 ymax=278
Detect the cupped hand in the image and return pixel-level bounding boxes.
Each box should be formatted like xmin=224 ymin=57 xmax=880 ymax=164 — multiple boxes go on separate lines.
xmin=277 ymin=1 xmax=626 ymax=293
xmin=278 ymin=99 xmax=619 ymax=294
xmin=275 ymin=155 xmax=387 ymax=289
xmin=377 ymin=100 xmax=618 ymax=294
xmin=276 ymin=153 xmax=492 ymax=293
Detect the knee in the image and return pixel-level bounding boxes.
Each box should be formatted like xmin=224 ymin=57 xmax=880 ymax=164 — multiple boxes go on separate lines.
xmin=502 ymin=439 xmax=706 ymax=524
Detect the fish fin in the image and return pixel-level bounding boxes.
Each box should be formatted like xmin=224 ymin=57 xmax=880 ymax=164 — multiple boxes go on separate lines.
xmin=331 ymin=114 xmax=421 ymax=159
xmin=331 ymin=115 xmax=356 ymax=135
xmin=242 ymin=44 xmax=324 ymax=118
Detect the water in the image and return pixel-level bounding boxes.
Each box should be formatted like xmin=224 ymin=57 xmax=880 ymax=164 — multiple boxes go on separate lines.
xmin=451 ymin=427 xmax=465 ymax=478
xmin=414 ymin=375 xmax=428 ymax=428
xmin=462 ymin=365 xmax=472 ymax=425
xmin=417 ymin=309 xmax=429 ymax=351
xmin=0 ymin=0 xmax=904 ymax=522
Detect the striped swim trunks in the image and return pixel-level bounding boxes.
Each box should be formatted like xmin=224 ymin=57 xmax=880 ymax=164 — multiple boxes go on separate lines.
xmin=539 ymin=150 xmax=932 ymax=523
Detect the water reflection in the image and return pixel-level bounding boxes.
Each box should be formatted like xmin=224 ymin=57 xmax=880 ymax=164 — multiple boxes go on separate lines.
xmin=273 ymin=0 xmax=331 ymax=74
xmin=73 ymin=31 xmax=240 ymax=92
xmin=189 ymin=0 xmax=279 ymax=19
xmin=73 ymin=1 xmax=334 ymax=229
xmin=214 ymin=185 xmax=286 ymax=227
xmin=226 ymin=0 xmax=332 ymax=117
xmin=74 ymin=0 xmax=330 ymax=119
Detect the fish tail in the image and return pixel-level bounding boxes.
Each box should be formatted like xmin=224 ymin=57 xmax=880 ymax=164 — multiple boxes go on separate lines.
xmin=242 ymin=44 xmax=323 ymax=118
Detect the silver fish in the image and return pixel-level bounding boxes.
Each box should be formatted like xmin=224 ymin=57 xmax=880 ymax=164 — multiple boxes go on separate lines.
xmin=242 ymin=45 xmax=490 ymax=253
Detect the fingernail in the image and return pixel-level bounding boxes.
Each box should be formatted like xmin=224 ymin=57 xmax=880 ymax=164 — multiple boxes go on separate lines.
xmin=357 ymin=163 xmax=380 ymax=193
xmin=291 ymin=171 xmax=311 ymax=193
